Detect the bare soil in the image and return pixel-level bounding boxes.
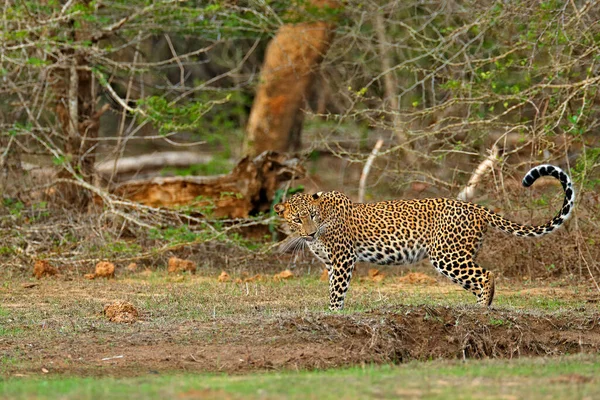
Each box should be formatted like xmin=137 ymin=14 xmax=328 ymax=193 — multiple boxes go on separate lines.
xmin=1 ymin=273 xmax=599 ymax=378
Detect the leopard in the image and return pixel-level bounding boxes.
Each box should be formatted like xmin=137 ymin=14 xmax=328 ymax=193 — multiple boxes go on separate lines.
xmin=274 ymin=164 xmax=575 ymax=311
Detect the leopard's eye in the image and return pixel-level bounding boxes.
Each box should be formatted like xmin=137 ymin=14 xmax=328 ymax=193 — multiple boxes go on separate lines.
xmin=292 ymin=217 xmax=302 ymax=224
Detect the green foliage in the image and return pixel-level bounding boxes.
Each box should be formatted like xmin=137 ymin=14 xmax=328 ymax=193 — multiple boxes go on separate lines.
xmin=573 ymin=147 xmax=600 ymax=189
xmin=531 ymin=195 xmax=549 ymax=207
xmin=2 ymin=198 xmax=50 ymax=223
xmin=162 ymin=157 xmax=233 ymax=177
xmin=99 ymin=240 xmax=142 ymax=257
xmin=138 ymin=95 xmax=230 ymax=135
xmin=2 ymin=198 xmax=24 ymax=217
xmin=148 ymin=225 xmax=208 ymax=245
xmin=0 ymin=246 xmax=16 ymax=256
xmin=488 ymin=316 xmax=511 ymax=327
xmin=52 ymin=155 xmax=70 ymax=166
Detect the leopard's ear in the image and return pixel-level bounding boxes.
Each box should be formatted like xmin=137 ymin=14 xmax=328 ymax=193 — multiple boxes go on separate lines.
xmin=312 ymin=191 xmax=324 ymax=200
xmin=273 ymin=203 xmax=287 ymax=216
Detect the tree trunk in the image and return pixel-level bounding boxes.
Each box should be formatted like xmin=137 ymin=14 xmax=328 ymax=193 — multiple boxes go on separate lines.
xmin=53 ymin=3 xmax=107 ymax=208
xmin=244 ymin=1 xmax=338 ymax=157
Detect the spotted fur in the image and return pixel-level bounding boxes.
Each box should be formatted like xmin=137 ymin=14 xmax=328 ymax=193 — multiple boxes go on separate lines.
xmin=274 ymin=165 xmax=574 ymax=311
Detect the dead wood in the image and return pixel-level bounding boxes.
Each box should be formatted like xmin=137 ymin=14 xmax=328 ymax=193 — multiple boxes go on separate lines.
xmin=358 ymin=138 xmax=384 ymax=203
xmin=108 ymin=151 xmax=305 ymax=218
xmin=457 ymin=146 xmax=499 ymax=201
xmin=95 ymin=151 xmax=214 ymax=182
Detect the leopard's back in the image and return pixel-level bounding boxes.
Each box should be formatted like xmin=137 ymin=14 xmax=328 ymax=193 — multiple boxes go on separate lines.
xmin=350 ymin=198 xmax=486 ymax=265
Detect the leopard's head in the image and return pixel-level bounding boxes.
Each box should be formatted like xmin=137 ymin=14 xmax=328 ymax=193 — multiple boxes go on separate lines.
xmin=274 ymin=192 xmax=324 ymax=242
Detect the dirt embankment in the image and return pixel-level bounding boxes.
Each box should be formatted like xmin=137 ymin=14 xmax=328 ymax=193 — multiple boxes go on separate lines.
xmin=3 ymin=305 xmax=599 ymax=376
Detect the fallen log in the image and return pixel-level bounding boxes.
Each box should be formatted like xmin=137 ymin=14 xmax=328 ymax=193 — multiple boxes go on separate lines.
xmin=95 ymin=151 xmax=214 ymax=182
xmin=109 ymin=151 xmax=305 ymax=218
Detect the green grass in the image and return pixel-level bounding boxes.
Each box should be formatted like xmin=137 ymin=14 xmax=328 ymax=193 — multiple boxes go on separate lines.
xmin=0 ymin=326 xmax=24 ymax=337
xmin=1 ymin=355 xmax=598 ymax=400
xmin=351 ymin=278 xmax=594 ymax=314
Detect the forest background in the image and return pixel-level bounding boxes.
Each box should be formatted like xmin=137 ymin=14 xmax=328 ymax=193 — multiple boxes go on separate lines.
xmin=1 ymin=0 xmax=600 ymax=285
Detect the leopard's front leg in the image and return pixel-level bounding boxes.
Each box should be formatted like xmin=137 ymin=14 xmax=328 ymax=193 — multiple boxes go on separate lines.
xmin=327 ymin=253 xmax=357 ymax=311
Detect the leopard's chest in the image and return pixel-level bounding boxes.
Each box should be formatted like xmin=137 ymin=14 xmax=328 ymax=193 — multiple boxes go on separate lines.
xmin=307 ymin=240 xmax=331 ymax=264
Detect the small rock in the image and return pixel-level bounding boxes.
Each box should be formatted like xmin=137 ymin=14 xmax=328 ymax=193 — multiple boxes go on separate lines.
xmin=368 ymin=268 xmax=385 ymax=283
xmin=243 ymin=274 xmax=262 ymax=283
xmin=397 ymin=272 xmax=436 ymax=285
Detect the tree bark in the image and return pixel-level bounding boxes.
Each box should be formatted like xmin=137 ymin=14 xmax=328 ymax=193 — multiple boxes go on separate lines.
xmin=244 ymin=1 xmax=338 ymax=157
xmin=53 ymin=2 xmax=107 ymax=207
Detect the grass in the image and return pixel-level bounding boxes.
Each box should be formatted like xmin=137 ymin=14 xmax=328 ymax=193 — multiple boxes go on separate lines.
xmin=1 ymin=270 xmax=596 ymax=338
xmin=1 ymin=355 xmax=598 ymax=399
xmin=1 ymin=269 xmax=598 ymax=382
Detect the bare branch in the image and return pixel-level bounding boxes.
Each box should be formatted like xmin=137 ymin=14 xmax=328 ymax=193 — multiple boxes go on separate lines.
xmin=358 ymin=138 xmax=384 ymax=203
xmin=457 ymin=146 xmax=499 ymax=202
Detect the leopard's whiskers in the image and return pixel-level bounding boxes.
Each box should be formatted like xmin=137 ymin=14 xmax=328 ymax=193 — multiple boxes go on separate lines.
xmin=278 ymin=235 xmax=305 ymax=253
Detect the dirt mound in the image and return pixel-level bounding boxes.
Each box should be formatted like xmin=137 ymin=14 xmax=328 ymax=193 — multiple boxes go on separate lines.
xmin=273 ymin=269 xmax=294 ymax=281
xmin=283 ymin=306 xmax=600 ymax=364
xmin=218 ymin=271 xmax=230 ymax=282
xmin=126 ymin=263 xmax=138 ymax=272
xmin=33 ymin=260 xmax=57 ymax=279
xmin=168 ymin=257 xmax=196 ymax=274
xmin=84 ymin=262 xmax=116 ymax=280
xmin=397 ymin=272 xmax=437 ymax=285
xmin=6 ymin=305 xmax=598 ymax=377
xmin=320 ymin=269 xmax=329 ymax=281
xmin=95 ymin=262 xmax=116 ymax=279
xmin=367 ymin=268 xmax=385 ymax=282
xmin=103 ymin=301 xmax=139 ymax=323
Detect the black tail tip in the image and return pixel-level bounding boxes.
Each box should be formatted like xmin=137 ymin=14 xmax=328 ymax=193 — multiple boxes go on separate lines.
xmin=522 ymin=164 xmax=570 ymax=190
xmin=522 ymin=174 xmax=535 ymax=187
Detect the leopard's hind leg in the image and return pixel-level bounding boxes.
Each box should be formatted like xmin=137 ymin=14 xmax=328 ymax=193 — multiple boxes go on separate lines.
xmin=476 ymin=266 xmax=495 ymax=306
xmin=428 ymin=205 xmax=497 ymax=306
xmin=430 ymin=257 xmax=495 ymax=306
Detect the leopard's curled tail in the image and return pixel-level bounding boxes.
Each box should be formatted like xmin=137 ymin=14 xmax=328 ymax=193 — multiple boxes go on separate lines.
xmin=483 ymin=164 xmax=575 ymax=237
